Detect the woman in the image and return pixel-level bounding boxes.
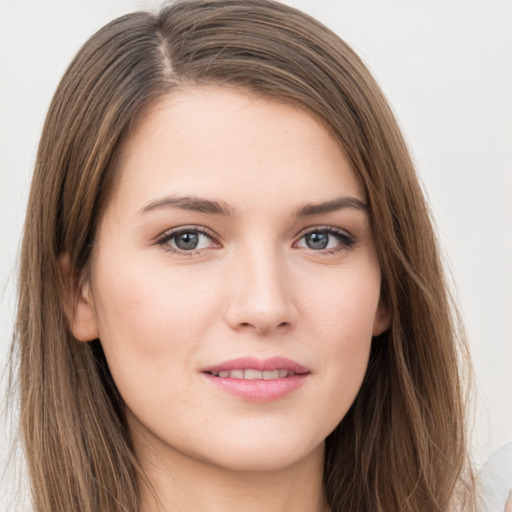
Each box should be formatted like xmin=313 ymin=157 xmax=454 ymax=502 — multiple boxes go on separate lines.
xmin=13 ymin=1 xmax=475 ymax=510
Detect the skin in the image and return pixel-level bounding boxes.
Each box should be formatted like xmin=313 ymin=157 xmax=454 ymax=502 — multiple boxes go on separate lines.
xmin=70 ymin=87 xmax=389 ymax=512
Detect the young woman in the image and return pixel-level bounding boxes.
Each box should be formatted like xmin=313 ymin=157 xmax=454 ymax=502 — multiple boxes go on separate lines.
xmin=13 ymin=1 xmax=476 ymax=510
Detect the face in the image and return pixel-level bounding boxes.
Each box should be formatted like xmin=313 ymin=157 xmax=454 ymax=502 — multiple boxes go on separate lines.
xmin=73 ymin=87 xmax=389 ymax=473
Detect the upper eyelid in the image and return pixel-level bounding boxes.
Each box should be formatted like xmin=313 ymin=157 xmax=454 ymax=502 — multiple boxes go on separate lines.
xmin=294 ymin=225 xmax=353 ymax=238
xmin=155 ymin=225 xmax=219 ymax=243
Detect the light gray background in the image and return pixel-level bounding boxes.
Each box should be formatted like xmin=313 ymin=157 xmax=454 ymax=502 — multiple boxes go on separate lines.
xmin=1 ymin=0 xmax=511 ymax=507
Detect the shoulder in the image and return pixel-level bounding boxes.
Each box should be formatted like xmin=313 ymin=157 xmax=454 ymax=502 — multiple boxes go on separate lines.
xmin=476 ymin=443 xmax=512 ymax=512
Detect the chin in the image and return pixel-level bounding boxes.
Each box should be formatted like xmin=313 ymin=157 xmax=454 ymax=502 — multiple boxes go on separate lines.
xmin=199 ymin=435 xmax=325 ymax=474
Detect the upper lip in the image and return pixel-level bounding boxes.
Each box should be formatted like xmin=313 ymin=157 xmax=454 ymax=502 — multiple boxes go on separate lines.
xmin=202 ymin=356 xmax=310 ymax=375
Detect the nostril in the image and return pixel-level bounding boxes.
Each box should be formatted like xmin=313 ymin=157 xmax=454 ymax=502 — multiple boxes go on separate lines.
xmin=224 ymin=294 xmax=298 ymax=334
xmin=236 ymin=320 xmax=290 ymax=334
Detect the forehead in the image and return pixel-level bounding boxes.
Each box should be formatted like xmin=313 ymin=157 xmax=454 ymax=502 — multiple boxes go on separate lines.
xmin=110 ymin=86 xmax=365 ymax=215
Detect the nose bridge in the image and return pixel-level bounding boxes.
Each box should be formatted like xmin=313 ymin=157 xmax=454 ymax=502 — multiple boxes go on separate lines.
xmin=225 ymin=239 xmax=296 ymax=333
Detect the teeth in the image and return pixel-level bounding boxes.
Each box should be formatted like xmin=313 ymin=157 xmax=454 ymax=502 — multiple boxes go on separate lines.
xmin=244 ymin=369 xmax=262 ymax=380
xmin=214 ymin=369 xmax=293 ymax=379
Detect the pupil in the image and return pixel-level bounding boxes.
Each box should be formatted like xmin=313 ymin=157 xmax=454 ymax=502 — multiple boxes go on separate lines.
xmin=176 ymin=232 xmax=199 ymax=250
xmin=306 ymin=232 xmax=328 ymax=250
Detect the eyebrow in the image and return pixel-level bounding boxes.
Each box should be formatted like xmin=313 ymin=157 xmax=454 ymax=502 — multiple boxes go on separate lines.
xmin=139 ymin=195 xmax=368 ymax=217
xmin=140 ymin=196 xmax=234 ymax=216
xmin=296 ymin=196 xmax=368 ymax=216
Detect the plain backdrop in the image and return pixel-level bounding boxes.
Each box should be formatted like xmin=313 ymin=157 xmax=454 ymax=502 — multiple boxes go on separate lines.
xmin=1 ymin=0 xmax=511 ymax=507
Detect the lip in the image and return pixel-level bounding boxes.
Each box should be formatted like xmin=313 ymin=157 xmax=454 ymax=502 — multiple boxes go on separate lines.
xmin=203 ymin=356 xmax=310 ymax=375
xmin=202 ymin=357 xmax=310 ymax=402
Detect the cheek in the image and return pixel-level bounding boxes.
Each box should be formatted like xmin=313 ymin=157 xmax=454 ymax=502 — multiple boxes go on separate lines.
xmin=303 ymin=264 xmax=381 ymax=344
xmin=300 ymin=265 xmax=380 ymax=405
xmin=88 ymin=256 xmax=224 ymax=425
xmin=90 ymin=253 xmax=221 ymax=372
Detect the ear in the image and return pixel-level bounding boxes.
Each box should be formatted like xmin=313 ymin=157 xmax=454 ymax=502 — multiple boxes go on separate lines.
xmin=372 ymin=299 xmax=391 ymax=337
xmin=59 ymin=255 xmax=99 ymax=342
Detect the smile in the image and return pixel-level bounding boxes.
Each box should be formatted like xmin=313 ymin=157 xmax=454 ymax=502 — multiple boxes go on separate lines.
xmin=202 ymin=357 xmax=310 ymax=401
xmin=210 ymin=369 xmax=295 ymax=379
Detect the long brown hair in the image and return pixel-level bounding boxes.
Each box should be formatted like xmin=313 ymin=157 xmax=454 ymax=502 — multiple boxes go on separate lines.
xmin=13 ymin=1 xmax=473 ymax=510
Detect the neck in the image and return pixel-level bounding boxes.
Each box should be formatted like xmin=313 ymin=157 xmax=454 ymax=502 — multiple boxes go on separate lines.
xmin=134 ymin=433 xmax=326 ymax=512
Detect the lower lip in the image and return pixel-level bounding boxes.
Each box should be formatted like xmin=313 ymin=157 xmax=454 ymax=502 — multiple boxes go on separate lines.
xmin=203 ymin=373 xmax=309 ymax=401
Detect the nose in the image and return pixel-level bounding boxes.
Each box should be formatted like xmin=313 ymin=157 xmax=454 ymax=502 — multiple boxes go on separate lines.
xmin=224 ymin=246 xmax=298 ymax=335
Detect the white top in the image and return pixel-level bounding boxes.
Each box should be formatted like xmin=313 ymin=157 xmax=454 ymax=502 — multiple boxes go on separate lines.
xmin=476 ymin=443 xmax=512 ymax=512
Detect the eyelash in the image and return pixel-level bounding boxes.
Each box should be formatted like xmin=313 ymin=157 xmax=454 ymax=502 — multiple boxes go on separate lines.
xmin=155 ymin=225 xmax=356 ymax=255
xmin=156 ymin=226 xmax=219 ymax=255
xmin=294 ymin=226 xmax=356 ymax=254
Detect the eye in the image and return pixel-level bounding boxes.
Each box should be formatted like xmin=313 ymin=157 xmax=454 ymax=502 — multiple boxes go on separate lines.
xmin=295 ymin=228 xmax=355 ymax=252
xmin=157 ymin=227 xmax=219 ymax=253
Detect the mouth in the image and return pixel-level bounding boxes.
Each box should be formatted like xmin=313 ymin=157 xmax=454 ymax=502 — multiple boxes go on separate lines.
xmin=207 ymin=369 xmax=297 ymax=380
xmin=202 ymin=357 xmax=310 ymax=401
xmin=203 ymin=356 xmax=310 ymax=378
